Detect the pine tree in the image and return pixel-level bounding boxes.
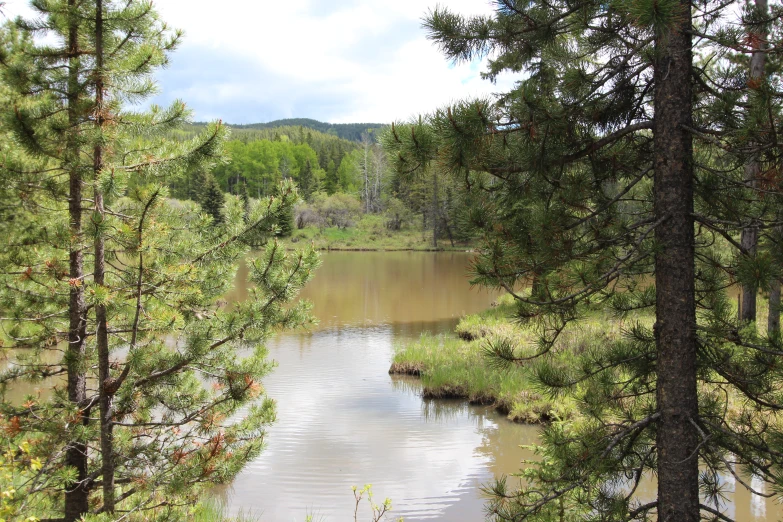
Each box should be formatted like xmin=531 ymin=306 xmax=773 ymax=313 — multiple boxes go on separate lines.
xmin=384 ymin=1 xmax=783 ymax=520
xmin=272 ymin=182 xmax=295 ymax=238
xmin=201 ymin=172 xmax=226 ymax=225
xmin=685 ymin=1 xmax=783 ymax=331
xmin=185 ymin=169 xmax=210 ymax=202
xmin=0 ymin=1 xmax=318 ymax=519
xmin=238 ymin=179 xmax=251 ymax=221
xmin=299 ymin=159 xmax=315 ymax=200
xmin=324 ymin=158 xmax=339 ymax=195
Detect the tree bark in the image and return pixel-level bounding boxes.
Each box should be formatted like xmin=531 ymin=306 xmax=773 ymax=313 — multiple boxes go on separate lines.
xmin=740 ymin=0 xmax=768 ymax=325
xmin=653 ymin=2 xmax=700 ymax=521
xmin=63 ymin=1 xmax=89 ymax=519
xmin=93 ymin=0 xmax=115 ymax=513
xmin=769 ymin=278 xmax=781 ymax=335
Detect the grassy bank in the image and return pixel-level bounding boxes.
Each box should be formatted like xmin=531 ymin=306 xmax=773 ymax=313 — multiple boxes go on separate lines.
xmin=391 ymin=295 xmax=652 ymax=424
xmin=285 ymin=215 xmax=473 ymax=251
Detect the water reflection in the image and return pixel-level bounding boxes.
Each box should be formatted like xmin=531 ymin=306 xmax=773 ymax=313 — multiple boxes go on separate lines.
xmin=226 ymin=251 xmax=499 ymax=331
xmin=223 ymin=252 xmax=781 ymax=521
xmin=224 ymin=252 xmax=521 ymax=521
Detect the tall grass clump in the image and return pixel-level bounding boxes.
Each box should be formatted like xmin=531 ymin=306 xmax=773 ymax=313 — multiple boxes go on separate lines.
xmin=392 ymin=294 xmax=656 ymax=424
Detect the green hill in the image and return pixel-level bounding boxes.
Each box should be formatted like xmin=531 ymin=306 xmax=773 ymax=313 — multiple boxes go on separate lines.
xmin=193 ymin=118 xmax=387 ymax=142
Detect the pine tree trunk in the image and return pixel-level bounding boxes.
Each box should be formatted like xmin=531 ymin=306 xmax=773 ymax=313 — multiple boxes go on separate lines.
xmin=63 ymin=1 xmax=89 ymax=518
xmin=740 ymin=0 xmax=768 ymax=325
xmin=740 ymin=225 xmax=759 ymax=323
xmin=653 ymin=2 xmax=700 ymax=521
xmin=769 ymin=278 xmax=781 ymax=335
xmin=93 ymin=1 xmax=115 ymax=513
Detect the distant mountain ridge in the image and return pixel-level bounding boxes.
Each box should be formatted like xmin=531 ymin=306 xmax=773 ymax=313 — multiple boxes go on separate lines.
xmin=194 ymin=118 xmax=387 ymax=142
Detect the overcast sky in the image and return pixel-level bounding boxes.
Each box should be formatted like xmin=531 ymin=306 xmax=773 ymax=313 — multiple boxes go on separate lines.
xmin=3 ymin=0 xmax=518 ymax=124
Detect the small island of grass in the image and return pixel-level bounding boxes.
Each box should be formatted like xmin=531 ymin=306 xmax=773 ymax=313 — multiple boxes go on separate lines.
xmin=391 ymin=294 xmax=654 ymax=424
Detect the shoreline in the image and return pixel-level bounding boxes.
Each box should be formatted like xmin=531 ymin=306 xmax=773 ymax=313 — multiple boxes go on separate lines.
xmin=309 ymin=246 xmax=474 ymax=252
xmin=284 ymin=220 xmax=478 ymax=252
xmin=388 ymin=295 xmax=652 ymax=425
xmin=388 ymin=363 xmax=525 ymax=419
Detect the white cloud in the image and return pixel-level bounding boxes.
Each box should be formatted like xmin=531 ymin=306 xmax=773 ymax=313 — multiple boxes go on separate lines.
xmin=2 ymin=0 xmax=520 ymax=123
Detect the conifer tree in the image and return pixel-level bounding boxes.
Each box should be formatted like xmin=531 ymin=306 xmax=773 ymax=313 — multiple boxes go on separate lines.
xmin=183 ymin=169 xmax=209 ymax=202
xmin=325 ymin=158 xmax=339 ymax=195
xmin=272 ymin=183 xmax=295 ymax=238
xmin=299 ymin=159 xmax=314 ymax=200
xmin=0 ymin=1 xmax=318 ymax=519
xmin=384 ymin=1 xmax=783 ymax=520
xmin=738 ymin=0 xmax=769 ymax=324
xmin=200 ymin=172 xmax=226 ymax=225
xmin=238 ymin=179 xmax=251 ymax=221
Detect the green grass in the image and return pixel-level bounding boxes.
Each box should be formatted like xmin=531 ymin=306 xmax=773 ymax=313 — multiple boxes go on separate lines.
xmin=391 ymin=332 xmax=572 ymax=424
xmin=284 ymin=215 xmax=474 ymax=251
xmin=191 ymin=500 xmax=259 ymax=522
xmin=391 ymin=294 xmax=654 ymax=424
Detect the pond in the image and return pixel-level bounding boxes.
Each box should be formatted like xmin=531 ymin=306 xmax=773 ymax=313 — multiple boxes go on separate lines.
xmin=221 ymin=251 xmax=779 ymax=521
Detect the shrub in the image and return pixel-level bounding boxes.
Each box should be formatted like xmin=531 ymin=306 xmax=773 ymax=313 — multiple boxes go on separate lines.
xmin=312 ymin=192 xmax=361 ymax=229
xmin=383 ymin=196 xmax=414 ymax=231
xmin=295 ymin=203 xmax=323 ymax=230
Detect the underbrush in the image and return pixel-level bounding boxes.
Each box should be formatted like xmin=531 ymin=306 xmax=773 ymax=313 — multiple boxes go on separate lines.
xmin=286 ymin=216 xmax=472 ymax=251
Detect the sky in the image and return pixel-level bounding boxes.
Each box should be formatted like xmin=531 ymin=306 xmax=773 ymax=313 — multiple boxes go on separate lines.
xmin=3 ymin=0 xmax=519 ymax=125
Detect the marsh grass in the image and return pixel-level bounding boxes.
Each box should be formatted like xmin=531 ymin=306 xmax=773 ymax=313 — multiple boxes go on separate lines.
xmin=391 ymin=294 xmax=655 ymax=424
xmin=393 ymin=283 xmax=783 ymax=427
xmin=391 ymin=332 xmax=573 ymax=423
xmin=191 ymin=500 xmax=260 ymax=522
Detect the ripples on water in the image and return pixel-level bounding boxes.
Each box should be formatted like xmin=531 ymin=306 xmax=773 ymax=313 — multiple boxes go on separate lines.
xmin=221 ymin=252 xmax=781 ymax=521
xmin=224 ymin=324 xmax=537 ymax=522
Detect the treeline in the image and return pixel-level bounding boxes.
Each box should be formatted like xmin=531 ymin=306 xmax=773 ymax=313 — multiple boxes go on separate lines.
xmin=173 ymin=125 xmax=477 ymax=247
xmin=170 ymin=126 xmax=362 ymax=207
xmin=226 ymin=118 xmax=386 ymax=142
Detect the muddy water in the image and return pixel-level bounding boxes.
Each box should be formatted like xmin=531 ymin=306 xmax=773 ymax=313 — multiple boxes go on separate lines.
xmin=222 ymin=251 xmax=536 ymax=521
xmin=222 ymin=251 xmax=781 ymax=521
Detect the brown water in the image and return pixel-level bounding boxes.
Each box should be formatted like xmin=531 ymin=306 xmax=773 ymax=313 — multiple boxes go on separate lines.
xmin=219 ymin=251 xmax=781 ymax=521
xmin=221 ymin=251 xmax=538 ymax=521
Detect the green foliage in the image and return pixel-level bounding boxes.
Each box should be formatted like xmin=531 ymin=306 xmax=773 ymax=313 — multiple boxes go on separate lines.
xmin=0 ymin=2 xmax=319 ymax=520
xmin=385 ymin=1 xmax=783 ymax=520
xmin=298 ymin=160 xmax=316 ymax=200
xmin=383 ymin=196 xmax=415 ymax=231
xmin=272 ymin=183 xmax=296 ymax=238
xmin=170 ymin=123 xmax=363 ymax=204
xmin=212 ymin=118 xmax=386 ymax=142
xmin=175 ymin=123 xmax=445 ymax=244
xmin=324 ymin=159 xmax=339 ymax=195
xmin=210 ymin=139 xmax=322 ymax=199
xmin=0 ymin=436 xmax=50 ymax=521
xmin=350 ymin=484 xmax=402 ymax=522
xmin=201 ymin=172 xmax=226 ymax=225
xmin=391 ymin=295 xmax=636 ymax=424
xmin=337 ymin=149 xmax=362 ymax=193
xmin=311 ymin=192 xmax=361 ymax=229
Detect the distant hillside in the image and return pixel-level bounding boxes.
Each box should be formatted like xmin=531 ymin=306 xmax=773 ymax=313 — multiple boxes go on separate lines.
xmin=194 ymin=118 xmax=387 ymax=142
